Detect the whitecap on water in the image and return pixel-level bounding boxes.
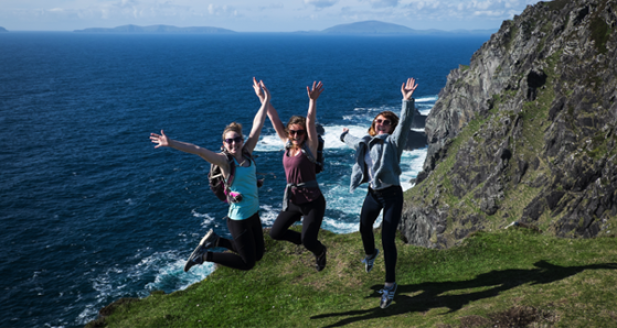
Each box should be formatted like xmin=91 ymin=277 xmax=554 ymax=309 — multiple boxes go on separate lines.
xmin=415 ymin=95 xmax=438 ymax=103
xmin=192 ymin=210 xmax=216 ymax=226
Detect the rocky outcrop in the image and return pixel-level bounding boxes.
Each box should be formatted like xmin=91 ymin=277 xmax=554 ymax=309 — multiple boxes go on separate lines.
xmin=404 ymin=130 xmax=427 ymax=151
xmin=400 ymin=0 xmax=617 ymax=248
xmin=411 ymin=110 xmax=427 ymax=129
xmin=0 ymin=27 xmax=8 ymax=32
xmin=405 ymin=106 xmax=428 ymax=151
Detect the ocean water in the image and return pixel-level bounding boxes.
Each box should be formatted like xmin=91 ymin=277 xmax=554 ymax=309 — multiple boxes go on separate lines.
xmin=0 ymin=32 xmax=487 ymax=327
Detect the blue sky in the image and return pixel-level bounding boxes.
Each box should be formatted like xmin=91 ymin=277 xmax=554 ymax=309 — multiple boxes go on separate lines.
xmin=1 ymin=0 xmax=543 ymax=32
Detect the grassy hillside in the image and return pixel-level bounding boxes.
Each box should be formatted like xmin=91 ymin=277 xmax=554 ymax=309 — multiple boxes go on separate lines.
xmin=87 ymin=227 xmax=617 ymax=327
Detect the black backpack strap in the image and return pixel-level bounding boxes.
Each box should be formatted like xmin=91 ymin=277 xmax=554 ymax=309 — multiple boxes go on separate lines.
xmin=222 ymin=152 xmax=236 ymax=190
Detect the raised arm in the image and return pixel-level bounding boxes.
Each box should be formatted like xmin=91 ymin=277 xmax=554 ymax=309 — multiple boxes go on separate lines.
xmin=244 ymin=78 xmax=271 ymax=154
xmin=254 ymin=78 xmax=287 ymax=144
xmin=391 ymin=78 xmax=419 ymax=153
xmin=150 ymin=130 xmax=229 ymax=168
xmin=306 ymin=81 xmax=323 ymax=156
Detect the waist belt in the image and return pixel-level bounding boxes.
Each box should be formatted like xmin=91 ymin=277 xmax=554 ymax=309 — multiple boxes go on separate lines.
xmin=282 ymin=180 xmax=319 ymax=211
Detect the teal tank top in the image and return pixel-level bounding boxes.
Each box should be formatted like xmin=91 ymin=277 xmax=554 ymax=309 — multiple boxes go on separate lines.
xmin=227 ymin=157 xmax=260 ymax=220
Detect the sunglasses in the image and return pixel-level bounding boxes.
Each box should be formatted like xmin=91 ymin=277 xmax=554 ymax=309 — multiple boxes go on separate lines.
xmin=374 ymin=119 xmax=392 ymax=125
xmin=224 ymin=137 xmax=243 ymax=144
xmin=288 ymin=129 xmax=306 ymax=136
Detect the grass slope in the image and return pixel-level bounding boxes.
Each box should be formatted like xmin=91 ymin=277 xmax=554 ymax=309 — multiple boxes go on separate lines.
xmin=88 ymin=228 xmax=617 ymax=328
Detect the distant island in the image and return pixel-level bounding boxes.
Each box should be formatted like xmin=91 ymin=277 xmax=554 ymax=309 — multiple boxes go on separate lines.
xmin=74 ymin=21 xmax=496 ymax=35
xmin=322 ymin=20 xmax=415 ymax=34
xmin=74 ymin=24 xmax=235 ymax=34
xmin=0 ymin=27 xmax=8 ymax=33
xmin=321 ymin=20 xmax=496 ymax=35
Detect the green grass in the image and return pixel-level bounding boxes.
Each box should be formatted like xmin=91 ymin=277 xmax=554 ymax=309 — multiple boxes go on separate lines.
xmin=88 ymin=228 xmax=617 ymax=328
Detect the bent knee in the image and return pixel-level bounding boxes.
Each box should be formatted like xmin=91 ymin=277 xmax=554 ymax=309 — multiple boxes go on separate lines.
xmin=269 ymin=229 xmax=283 ymax=240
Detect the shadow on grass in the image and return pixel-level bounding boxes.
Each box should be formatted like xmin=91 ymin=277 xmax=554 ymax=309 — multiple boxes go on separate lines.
xmin=311 ymin=261 xmax=617 ymax=327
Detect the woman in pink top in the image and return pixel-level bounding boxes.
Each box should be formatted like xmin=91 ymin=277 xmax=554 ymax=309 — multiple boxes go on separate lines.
xmin=255 ymin=81 xmax=327 ymax=272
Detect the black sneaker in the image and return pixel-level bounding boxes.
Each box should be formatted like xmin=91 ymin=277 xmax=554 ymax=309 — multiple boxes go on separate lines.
xmin=379 ymin=282 xmax=397 ymax=309
xmin=315 ymin=246 xmax=327 ymax=272
xmin=362 ymin=249 xmax=380 ymax=273
xmin=184 ymin=229 xmax=220 ymax=272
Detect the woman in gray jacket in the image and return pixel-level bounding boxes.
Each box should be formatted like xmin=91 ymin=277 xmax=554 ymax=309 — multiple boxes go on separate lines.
xmin=340 ymin=78 xmax=417 ymax=309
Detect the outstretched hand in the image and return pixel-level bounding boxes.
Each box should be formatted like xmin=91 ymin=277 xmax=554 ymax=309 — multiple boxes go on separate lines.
xmin=253 ymin=77 xmax=271 ymax=103
xmin=307 ymin=81 xmax=324 ymax=100
xmin=150 ymin=130 xmax=169 ymax=148
xmin=342 ymin=128 xmax=349 ymax=133
xmin=401 ymin=78 xmax=418 ymax=100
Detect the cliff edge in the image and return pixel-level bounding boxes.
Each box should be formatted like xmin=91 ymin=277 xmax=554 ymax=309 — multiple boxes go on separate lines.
xmin=401 ymin=0 xmax=617 ymax=248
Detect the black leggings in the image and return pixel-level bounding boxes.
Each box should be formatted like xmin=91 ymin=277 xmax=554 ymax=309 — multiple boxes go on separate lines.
xmin=206 ymin=212 xmax=265 ymax=271
xmin=360 ymin=185 xmax=403 ymax=283
xmin=270 ymin=194 xmax=326 ymax=256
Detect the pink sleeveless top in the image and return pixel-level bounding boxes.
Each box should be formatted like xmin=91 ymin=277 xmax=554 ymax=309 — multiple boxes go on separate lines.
xmin=283 ymin=149 xmax=321 ymax=205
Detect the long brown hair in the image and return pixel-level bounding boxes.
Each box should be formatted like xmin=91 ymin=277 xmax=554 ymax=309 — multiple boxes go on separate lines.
xmin=368 ymin=111 xmax=399 ymax=136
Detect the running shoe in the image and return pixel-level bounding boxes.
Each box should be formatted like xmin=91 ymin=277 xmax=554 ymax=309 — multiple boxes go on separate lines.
xmin=362 ymin=249 xmax=380 ymax=273
xmin=379 ymin=282 xmax=397 ymax=309
xmin=183 ymin=229 xmax=220 ymax=272
xmin=315 ymin=246 xmax=327 ymax=272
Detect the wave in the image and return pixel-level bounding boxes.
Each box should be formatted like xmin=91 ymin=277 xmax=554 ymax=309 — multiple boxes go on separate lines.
xmin=400 ymin=148 xmax=428 ymax=190
xmin=415 ymin=95 xmax=438 ymax=103
xmin=77 ymin=249 xmax=214 ymax=325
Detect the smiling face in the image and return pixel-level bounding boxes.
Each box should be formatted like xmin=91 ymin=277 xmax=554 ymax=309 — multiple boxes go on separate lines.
xmin=223 ymin=131 xmax=244 ymax=154
xmin=287 ymin=123 xmax=306 ymax=147
xmin=373 ymin=115 xmax=394 ymax=135
xmin=368 ymin=111 xmax=399 ymax=137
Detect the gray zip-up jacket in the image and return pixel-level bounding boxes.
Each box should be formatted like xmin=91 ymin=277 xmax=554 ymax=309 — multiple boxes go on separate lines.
xmin=340 ymin=99 xmax=415 ymax=192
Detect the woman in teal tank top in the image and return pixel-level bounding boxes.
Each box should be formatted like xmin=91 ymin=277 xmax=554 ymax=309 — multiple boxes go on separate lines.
xmin=150 ymin=78 xmax=270 ymax=272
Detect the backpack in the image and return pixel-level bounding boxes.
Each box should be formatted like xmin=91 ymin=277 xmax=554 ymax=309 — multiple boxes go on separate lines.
xmin=286 ymin=134 xmax=325 ymax=174
xmin=208 ymin=150 xmax=262 ymax=203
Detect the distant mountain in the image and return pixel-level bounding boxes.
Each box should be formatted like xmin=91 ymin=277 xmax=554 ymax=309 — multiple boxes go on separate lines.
xmin=0 ymin=27 xmax=8 ymax=32
xmin=321 ymin=20 xmax=496 ymax=35
xmin=74 ymin=24 xmax=235 ymax=34
xmin=322 ymin=20 xmax=415 ymax=34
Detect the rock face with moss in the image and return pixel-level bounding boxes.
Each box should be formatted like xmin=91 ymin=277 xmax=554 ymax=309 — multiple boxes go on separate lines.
xmin=400 ymin=0 xmax=617 ymax=248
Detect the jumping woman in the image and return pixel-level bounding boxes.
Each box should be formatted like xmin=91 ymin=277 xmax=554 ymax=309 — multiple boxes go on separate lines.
xmin=340 ymin=78 xmax=418 ymax=308
xmin=149 ymin=78 xmax=270 ymax=273
xmin=255 ymin=81 xmax=328 ymax=272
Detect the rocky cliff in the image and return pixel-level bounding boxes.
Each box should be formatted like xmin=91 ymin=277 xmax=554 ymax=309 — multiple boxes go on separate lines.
xmin=400 ymin=0 xmax=617 ymax=248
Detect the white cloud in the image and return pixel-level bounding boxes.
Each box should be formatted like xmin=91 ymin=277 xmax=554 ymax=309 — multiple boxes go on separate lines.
xmin=474 ymin=10 xmax=504 ymax=17
xmin=304 ymin=0 xmax=339 ymax=9
xmin=469 ymin=0 xmax=493 ymax=11
xmin=207 ymin=4 xmax=237 ymax=16
xmin=365 ymin=0 xmax=400 ymax=8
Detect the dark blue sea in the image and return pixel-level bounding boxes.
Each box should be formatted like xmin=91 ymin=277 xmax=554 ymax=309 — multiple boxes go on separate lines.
xmin=0 ymin=32 xmax=487 ymax=327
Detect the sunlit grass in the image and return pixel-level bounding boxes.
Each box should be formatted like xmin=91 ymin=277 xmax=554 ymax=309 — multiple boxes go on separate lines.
xmin=88 ymin=228 xmax=617 ymax=328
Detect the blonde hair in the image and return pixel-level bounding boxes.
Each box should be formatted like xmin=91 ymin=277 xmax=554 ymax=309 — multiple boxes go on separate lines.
xmin=368 ymin=111 xmax=399 ymax=137
xmin=222 ymin=122 xmax=243 ymax=140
